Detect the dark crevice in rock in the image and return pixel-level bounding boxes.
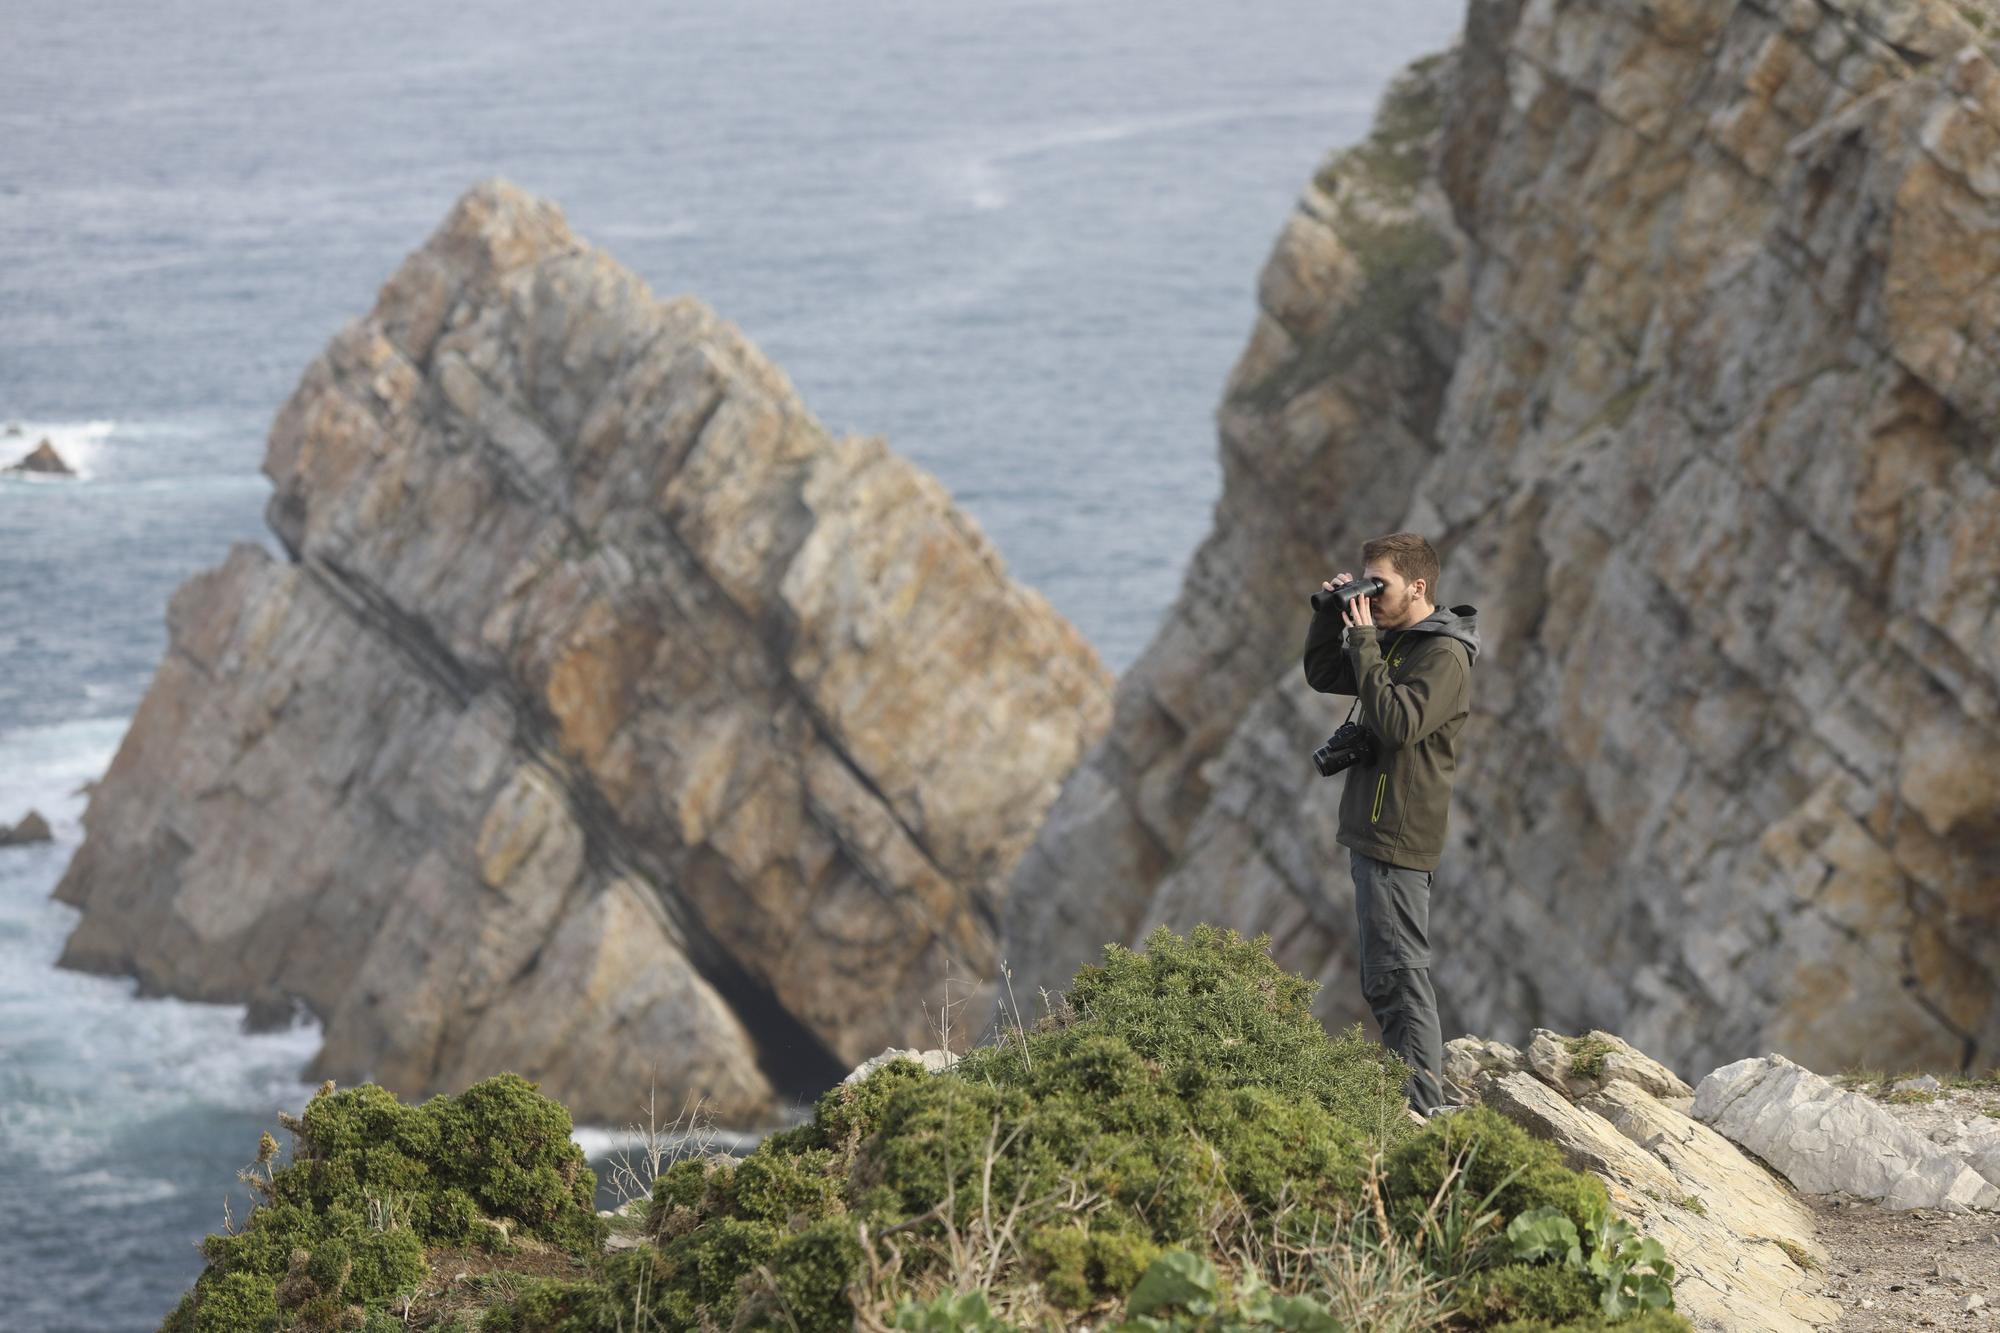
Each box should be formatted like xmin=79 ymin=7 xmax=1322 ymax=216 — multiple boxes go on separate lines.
xmin=305 ymin=556 xmax=486 ymax=709
xmin=507 ymin=705 xmax=845 ymax=1105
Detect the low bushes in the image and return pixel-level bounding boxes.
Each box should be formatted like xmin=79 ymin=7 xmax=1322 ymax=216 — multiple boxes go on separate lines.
xmin=162 ymin=927 xmax=1686 ymax=1330
xmin=486 ymin=925 xmax=1686 ymax=1330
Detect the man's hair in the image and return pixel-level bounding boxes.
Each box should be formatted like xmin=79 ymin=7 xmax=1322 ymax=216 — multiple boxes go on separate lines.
xmin=1362 ymin=532 xmax=1441 ymax=601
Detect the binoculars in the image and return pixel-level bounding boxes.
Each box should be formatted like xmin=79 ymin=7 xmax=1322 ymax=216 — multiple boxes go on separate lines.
xmin=1309 ymin=576 xmax=1385 ymax=616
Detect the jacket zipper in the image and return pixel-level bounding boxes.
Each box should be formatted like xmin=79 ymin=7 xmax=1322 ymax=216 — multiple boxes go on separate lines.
xmin=1371 ymin=645 xmax=1409 ymax=830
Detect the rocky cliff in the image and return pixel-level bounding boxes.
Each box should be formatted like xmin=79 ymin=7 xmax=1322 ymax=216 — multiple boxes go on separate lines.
xmin=53 ymin=181 xmax=1112 ymax=1124
xmin=1005 ymin=0 xmax=2000 ymax=1080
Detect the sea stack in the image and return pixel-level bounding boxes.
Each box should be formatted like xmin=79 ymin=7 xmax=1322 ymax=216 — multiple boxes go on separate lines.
xmin=51 ymin=180 xmax=1113 ymax=1124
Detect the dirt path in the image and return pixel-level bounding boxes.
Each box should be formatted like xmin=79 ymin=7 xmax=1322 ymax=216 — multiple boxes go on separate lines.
xmin=1808 ymin=1193 xmax=2000 ymax=1329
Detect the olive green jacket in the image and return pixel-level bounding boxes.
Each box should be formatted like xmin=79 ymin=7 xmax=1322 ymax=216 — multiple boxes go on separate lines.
xmin=1302 ymin=603 xmax=1480 ymax=872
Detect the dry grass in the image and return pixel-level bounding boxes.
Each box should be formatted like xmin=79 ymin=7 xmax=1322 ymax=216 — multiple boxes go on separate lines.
xmin=846 ymin=1107 xmax=1516 ymax=1331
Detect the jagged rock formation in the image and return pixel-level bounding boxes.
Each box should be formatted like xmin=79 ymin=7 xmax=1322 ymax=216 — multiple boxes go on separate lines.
xmin=1004 ymin=0 xmax=2000 ymax=1080
xmin=1 ymin=809 xmax=54 ymax=846
xmin=1450 ymin=1030 xmax=1841 ymax=1331
xmin=53 ymin=180 xmax=1111 ymax=1124
xmin=6 ymin=438 xmax=73 ymax=475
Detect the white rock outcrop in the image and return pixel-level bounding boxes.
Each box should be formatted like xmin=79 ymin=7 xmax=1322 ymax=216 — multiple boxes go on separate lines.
xmin=1692 ymin=1054 xmax=2000 ymax=1211
xmin=840 ymin=1046 xmax=956 ymax=1085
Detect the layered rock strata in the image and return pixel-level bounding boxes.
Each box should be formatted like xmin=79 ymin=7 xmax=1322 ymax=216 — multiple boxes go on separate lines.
xmin=1005 ymin=0 xmax=2000 ymax=1079
xmin=54 ymin=181 xmax=1111 ymax=1124
xmin=1451 ymin=1030 xmax=1840 ymax=1331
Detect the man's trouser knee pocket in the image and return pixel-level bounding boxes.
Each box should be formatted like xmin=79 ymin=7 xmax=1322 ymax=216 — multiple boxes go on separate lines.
xmin=1349 ymin=850 xmax=1433 ymax=974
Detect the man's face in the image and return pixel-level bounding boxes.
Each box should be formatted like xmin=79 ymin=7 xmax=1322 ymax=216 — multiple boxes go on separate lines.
xmin=1362 ymin=560 xmax=1427 ymax=630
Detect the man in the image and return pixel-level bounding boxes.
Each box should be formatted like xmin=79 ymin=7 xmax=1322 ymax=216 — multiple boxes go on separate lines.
xmin=1302 ymin=532 xmax=1480 ymax=1119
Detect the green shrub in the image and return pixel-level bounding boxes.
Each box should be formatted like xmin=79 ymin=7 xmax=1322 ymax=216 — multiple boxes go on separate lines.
xmin=723 ymin=1145 xmax=842 ymax=1226
xmin=1461 ymin=1261 xmax=1599 ymax=1326
xmin=959 ymin=925 xmax=1416 ymax=1132
xmin=346 ymin=1226 xmax=428 ymax=1303
xmin=794 ymin=1054 xmax=937 ymax=1163
xmin=1489 ymin=1313 xmax=1692 ymax=1333
xmin=180 ymin=1269 xmax=278 ymax=1333
xmin=473 ymin=1275 xmax=623 ymax=1332
xmin=1088 ymin=1227 xmax=1162 ymax=1296
xmin=558 ymin=930 xmax=1669 ymax=1328
xmin=162 ymin=1073 xmax=605 ymax=1330
xmin=1385 ymin=1108 xmax=1609 ymax=1240
xmin=652 ymin=1216 xmax=782 ymax=1323
xmin=735 ymin=1219 xmax=866 ymax=1333
xmin=1027 ymin=1221 xmax=1093 ymax=1309
xmin=1562 ymin=1035 xmax=1618 ymax=1082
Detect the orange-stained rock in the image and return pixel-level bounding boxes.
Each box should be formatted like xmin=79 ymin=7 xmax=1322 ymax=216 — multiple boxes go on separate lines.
xmin=52 ymin=180 xmax=1111 ymax=1125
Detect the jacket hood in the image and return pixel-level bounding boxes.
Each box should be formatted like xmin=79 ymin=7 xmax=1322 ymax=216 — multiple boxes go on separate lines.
xmin=1393 ymin=604 xmax=1480 ymax=662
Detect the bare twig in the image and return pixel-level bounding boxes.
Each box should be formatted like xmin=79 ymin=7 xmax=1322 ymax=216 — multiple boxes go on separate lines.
xmin=1000 ymin=961 xmax=1033 ymax=1073
xmin=605 ymin=1083 xmax=714 ymax=1211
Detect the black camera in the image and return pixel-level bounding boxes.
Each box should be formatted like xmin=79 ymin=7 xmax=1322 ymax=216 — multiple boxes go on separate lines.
xmin=1312 ymin=720 xmax=1376 ymax=778
xmin=1309 ymin=575 xmax=1384 ymax=616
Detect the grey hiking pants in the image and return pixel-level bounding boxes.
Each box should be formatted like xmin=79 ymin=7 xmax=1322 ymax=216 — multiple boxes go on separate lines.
xmin=1349 ymin=849 xmax=1444 ymax=1115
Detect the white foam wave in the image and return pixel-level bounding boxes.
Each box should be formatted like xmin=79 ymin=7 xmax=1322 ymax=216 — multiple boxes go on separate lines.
xmin=955 ymin=158 xmax=1011 ymax=212
xmin=0 ymin=715 xmax=126 ymax=836
xmin=592 ymin=218 xmax=702 ymax=242
xmin=0 ymin=716 xmax=323 ymax=1179
xmin=937 ymin=96 xmax=1372 ymax=215
xmin=67 ymin=1169 xmax=182 ymax=1209
xmin=571 ymin=1121 xmax=770 ymax=1162
xmin=0 ymin=982 xmax=325 ymax=1177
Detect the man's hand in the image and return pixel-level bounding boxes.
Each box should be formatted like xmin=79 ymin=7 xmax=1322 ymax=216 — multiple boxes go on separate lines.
xmin=1322 ymin=571 xmax=1373 ymax=630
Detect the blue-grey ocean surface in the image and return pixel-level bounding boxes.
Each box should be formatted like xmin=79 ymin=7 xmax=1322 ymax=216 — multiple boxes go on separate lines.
xmin=0 ymin=1 xmax=1463 ymax=1325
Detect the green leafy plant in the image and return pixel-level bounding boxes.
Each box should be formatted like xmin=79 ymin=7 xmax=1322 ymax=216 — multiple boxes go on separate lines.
xmin=1507 ymin=1204 xmax=1676 ymax=1318
xmin=892 ymin=1289 xmax=1014 ymax=1331
xmin=1111 ymin=1249 xmax=1346 ymax=1332
xmin=159 ymin=929 xmax=1686 ymax=1331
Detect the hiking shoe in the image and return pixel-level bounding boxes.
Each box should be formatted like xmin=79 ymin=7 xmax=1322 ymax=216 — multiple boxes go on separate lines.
xmin=1425 ymin=1103 xmax=1471 ymax=1119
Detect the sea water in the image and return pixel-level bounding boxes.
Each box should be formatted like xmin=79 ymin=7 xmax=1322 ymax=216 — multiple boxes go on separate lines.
xmin=0 ymin=1 xmax=1463 ymax=1324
